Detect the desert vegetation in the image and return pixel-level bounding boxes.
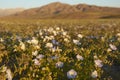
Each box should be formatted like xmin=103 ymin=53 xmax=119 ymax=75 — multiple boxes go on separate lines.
xmin=0 ymin=19 xmax=120 ymax=80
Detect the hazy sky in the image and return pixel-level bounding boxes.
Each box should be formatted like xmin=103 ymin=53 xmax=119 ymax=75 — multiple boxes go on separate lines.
xmin=0 ymin=0 xmax=120 ymax=9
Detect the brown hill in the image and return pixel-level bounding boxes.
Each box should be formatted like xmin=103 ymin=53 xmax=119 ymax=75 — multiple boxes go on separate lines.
xmin=0 ymin=8 xmax=25 ymax=17
xmin=6 ymin=2 xmax=120 ymax=19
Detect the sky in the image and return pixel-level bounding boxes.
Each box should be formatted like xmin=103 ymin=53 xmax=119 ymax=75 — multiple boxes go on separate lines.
xmin=0 ymin=0 xmax=120 ymax=9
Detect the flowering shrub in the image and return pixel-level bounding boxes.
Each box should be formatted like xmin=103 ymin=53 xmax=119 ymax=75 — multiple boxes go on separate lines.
xmin=0 ymin=20 xmax=120 ymax=80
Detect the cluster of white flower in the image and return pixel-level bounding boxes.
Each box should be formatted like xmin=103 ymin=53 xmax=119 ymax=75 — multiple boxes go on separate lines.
xmin=1 ymin=26 xmax=119 ymax=80
xmin=92 ymin=56 xmax=103 ymax=78
xmin=32 ymin=51 xmax=45 ymax=65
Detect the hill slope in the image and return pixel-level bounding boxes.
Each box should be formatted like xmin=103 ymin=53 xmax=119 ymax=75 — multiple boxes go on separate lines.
xmin=0 ymin=8 xmax=25 ymax=17
xmin=6 ymin=2 xmax=120 ymax=19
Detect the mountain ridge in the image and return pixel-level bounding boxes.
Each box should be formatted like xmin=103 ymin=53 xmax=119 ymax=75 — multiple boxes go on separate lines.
xmin=3 ymin=2 xmax=120 ymax=19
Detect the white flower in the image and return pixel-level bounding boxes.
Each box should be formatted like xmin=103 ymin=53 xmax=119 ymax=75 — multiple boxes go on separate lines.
xmin=32 ymin=51 xmax=38 ymax=56
xmin=101 ymin=37 xmax=105 ymax=41
xmin=46 ymin=43 xmax=53 ymax=48
xmin=66 ymin=35 xmax=71 ymax=39
xmin=31 ymin=37 xmax=39 ymax=45
xmin=94 ymin=55 xmax=98 ymax=59
xmin=56 ymin=47 xmax=62 ymax=52
xmin=62 ymin=32 xmax=67 ymax=36
xmin=27 ymin=40 xmax=32 ymax=44
xmin=53 ymin=31 xmax=57 ymax=36
xmin=41 ymin=36 xmax=44 ymax=39
xmin=94 ymin=59 xmax=103 ymax=68
xmin=34 ymin=45 xmax=40 ymax=49
xmin=20 ymin=41 xmax=25 ymax=51
xmin=77 ymin=34 xmax=83 ymax=38
xmin=56 ymin=27 xmax=60 ymax=30
xmin=73 ymin=39 xmax=81 ymax=45
xmin=42 ymin=67 xmax=46 ymax=70
xmin=48 ymin=28 xmax=53 ymax=32
xmin=44 ymin=36 xmax=54 ymax=41
xmin=61 ymin=28 xmax=64 ymax=32
xmin=64 ymin=38 xmax=69 ymax=43
xmin=6 ymin=69 xmax=12 ymax=80
xmin=117 ymin=33 xmax=120 ymax=37
xmin=67 ymin=69 xmax=77 ymax=79
xmin=118 ymin=38 xmax=120 ymax=41
xmin=76 ymin=54 xmax=84 ymax=61
xmin=33 ymin=59 xmax=40 ymax=65
xmin=36 ymin=54 xmax=44 ymax=60
xmin=51 ymin=47 xmax=56 ymax=52
xmin=107 ymin=48 xmax=112 ymax=52
xmin=39 ymin=30 xmax=43 ymax=36
xmin=56 ymin=61 xmax=64 ymax=68
xmin=109 ymin=44 xmax=117 ymax=51
xmin=43 ymin=36 xmax=49 ymax=42
xmin=0 ymin=38 xmax=4 ymax=42
xmin=91 ymin=70 xmax=98 ymax=78
xmin=49 ymin=36 xmax=54 ymax=40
